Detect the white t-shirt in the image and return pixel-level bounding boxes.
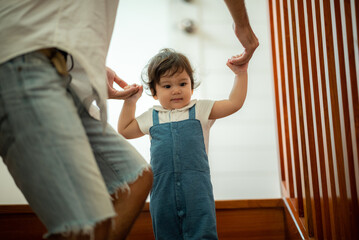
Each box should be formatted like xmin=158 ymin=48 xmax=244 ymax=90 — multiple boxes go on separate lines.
xmin=136 ymin=99 xmax=215 ymax=153
xmin=0 ymin=0 xmax=119 ymax=122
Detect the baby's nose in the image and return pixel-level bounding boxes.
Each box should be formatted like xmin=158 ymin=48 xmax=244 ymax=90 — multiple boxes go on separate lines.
xmin=172 ymin=87 xmax=181 ymax=94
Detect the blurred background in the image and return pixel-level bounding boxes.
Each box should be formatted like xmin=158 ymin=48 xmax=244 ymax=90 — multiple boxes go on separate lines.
xmin=0 ymin=0 xmax=280 ymax=204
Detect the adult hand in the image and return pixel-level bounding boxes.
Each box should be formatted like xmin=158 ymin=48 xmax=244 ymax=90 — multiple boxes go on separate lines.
xmin=223 ymin=0 xmax=259 ymax=66
xmin=229 ymin=23 xmax=259 ymax=66
xmin=106 ymin=67 xmax=140 ymax=99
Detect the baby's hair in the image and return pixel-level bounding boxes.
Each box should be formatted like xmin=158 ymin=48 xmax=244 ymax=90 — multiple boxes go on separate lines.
xmin=141 ymin=48 xmax=199 ymax=96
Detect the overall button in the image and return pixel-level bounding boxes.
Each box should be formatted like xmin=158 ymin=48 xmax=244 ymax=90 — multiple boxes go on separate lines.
xmin=178 ymin=210 xmax=184 ymax=217
xmin=176 ymin=182 xmax=181 ymax=186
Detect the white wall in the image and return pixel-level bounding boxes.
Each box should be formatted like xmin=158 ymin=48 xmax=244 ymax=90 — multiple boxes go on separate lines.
xmin=0 ymin=0 xmax=280 ymax=204
xmin=108 ymin=0 xmax=281 ymax=200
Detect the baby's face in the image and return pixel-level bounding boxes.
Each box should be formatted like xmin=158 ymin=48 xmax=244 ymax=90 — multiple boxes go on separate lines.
xmin=153 ymin=70 xmax=193 ymax=110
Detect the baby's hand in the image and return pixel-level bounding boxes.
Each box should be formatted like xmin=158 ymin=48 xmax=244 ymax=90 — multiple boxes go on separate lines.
xmin=124 ymin=84 xmax=143 ymax=103
xmin=226 ymin=54 xmax=249 ymax=75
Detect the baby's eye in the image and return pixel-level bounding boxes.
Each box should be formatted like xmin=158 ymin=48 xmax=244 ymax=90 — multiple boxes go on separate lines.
xmin=163 ymin=85 xmax=171 ymax=89
xmin=180 ymin=83 xmax=187 ymax=86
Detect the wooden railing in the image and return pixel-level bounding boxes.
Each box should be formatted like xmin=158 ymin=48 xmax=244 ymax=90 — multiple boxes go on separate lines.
xmin=268 ymin=0 xmax=359 ymax=239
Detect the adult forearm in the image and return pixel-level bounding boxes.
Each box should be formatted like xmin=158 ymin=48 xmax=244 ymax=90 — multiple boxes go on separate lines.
xmin=224 ymin=0 xmax=259 ymax=65
xmin=224 ymin=0 xmax=249 ymax=28
xmin=225 ymin=0 xmax=257 ymax=43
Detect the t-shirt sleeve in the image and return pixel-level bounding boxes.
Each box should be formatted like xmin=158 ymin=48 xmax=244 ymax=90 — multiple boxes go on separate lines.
xmin=136 ymin=108 xmax=153 ymax=135
xmin=196 ymin=99 xmax=216 ymax=127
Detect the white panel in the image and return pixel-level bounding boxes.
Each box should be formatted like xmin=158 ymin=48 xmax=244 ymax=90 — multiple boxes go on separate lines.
xmin=201 ymin=0 xmax=233 ymax=24
xmin=0 ymin=161 xmax=27 ymax=204
xmin=211 ymin=171 xmax=281 ymax=200
xmin=209 ymin=147 xmax=279 ymax=172
xmin=210 ymin=124 xmax=277 ymax=147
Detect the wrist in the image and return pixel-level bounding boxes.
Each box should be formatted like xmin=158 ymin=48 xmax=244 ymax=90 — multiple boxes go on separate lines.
xmin=234 ymin=25 xmax=259 ymax=49
xmin=234 ymin=69 xmax=248 ymax=76
xmin=124 ymin=98 xmax=138 ymax=106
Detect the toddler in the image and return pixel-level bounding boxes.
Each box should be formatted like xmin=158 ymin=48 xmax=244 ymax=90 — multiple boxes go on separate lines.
xmin=118 ymin=48 xmax=248 ymax=239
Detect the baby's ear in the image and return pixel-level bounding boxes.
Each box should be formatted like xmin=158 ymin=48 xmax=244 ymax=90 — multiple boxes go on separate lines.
xmin=151 ymin=89 xmax=158 ymax=100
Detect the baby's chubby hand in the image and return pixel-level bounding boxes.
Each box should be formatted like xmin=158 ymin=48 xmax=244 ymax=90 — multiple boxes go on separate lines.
xmin=226 ymin=54 xmax=249 ymax=75
xmin=124 ymin=84 xmax=143 ymax=103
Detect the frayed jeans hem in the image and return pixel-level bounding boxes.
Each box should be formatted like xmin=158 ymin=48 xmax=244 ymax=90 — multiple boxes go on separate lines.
xmin=109 ymin=164 xmax=152 ymax=199
xmin=44 ymin=212 xmax=116 ymax=239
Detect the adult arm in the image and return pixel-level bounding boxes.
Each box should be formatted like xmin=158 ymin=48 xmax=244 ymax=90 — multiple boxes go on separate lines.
xmin=224 ymin=0 xmax=259 ymax=65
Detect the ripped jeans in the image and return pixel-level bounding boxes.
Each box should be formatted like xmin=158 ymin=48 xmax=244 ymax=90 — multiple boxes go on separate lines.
xmin=0 ymin=51 xmax=149 ymax=238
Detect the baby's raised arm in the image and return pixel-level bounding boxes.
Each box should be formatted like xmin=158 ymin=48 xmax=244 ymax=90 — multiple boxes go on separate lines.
xmin=209 ymin=55 xmax=249 ymax=119
xmin=117 ymin=85 xmax=145 ymax=139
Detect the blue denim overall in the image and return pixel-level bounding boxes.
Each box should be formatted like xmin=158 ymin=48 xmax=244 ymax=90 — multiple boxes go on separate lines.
xmin=149 ymin=105 xmax=218 ymax=240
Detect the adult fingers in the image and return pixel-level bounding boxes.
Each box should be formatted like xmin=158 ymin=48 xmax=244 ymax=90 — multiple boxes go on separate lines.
xmin=113 ymin=75 xmax=128 ymax=89
xmin=110 ymin=86 xmax=139 ymax=100
xmin=229 ymin=51 xmax=252 ymax=65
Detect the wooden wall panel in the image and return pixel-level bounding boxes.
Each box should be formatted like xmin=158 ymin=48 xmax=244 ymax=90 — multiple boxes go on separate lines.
xmin=0 ymin=200 xmax=290 ymax=240
xmin=269 ymin=0 xmax=359 ymax=239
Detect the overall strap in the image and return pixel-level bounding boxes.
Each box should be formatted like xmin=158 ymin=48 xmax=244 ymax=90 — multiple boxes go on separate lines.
xmin=152 ymin=109 xmax=159 ymax=125
xmin=189 ymin=105 xmax=196 ymax=119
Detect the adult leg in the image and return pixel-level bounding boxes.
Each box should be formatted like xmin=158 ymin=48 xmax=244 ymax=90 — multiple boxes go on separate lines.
xmin=0 ymin=52 xmax=117 ymax=240
xmin=48 ymin=220 xmax=111 ymax=240
xmin=48 ymin=163 xmax=153 ymax=240
xmin=109 ymin=169 xmax=153 ymax=240
xmin=78 ymin=103 xmax=153 ymax=240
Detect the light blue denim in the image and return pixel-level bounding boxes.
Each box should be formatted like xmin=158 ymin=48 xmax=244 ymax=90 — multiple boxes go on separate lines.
xmin=149 ymin=106 xmax=218 ymax=240
xmin=0 ymin=51 xmax=150 ymax=238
